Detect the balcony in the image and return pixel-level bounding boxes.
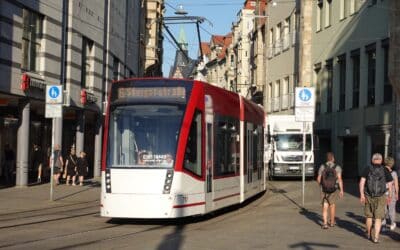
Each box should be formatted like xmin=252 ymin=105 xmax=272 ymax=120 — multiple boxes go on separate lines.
xmin=281 ymin=94 xmax=289 ymax=110
xmin=266 ymin=100 xmax=272 ymax=113
xmin=272 ymin=97 xmax=280 ymax=111
xmin=282 ymin=33 xmax=290 ymax=51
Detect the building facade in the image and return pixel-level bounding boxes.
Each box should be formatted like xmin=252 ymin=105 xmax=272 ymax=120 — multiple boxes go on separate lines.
xmin=0 ymin=0 xmax=144 ymax=186
xmin=265 ymin=0 xmax=299 ymax=114
xmin=311 ymin=0 xmax=393 ymax=177
xmin=142 ymin=0 xmax=164 ymax=76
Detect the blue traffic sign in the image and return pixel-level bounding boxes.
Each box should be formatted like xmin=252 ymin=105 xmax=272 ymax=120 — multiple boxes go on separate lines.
xmin=49 ymin=86 xmax=60 ymax=99
xmin=298 ymin=89 xmax=312 ymax=102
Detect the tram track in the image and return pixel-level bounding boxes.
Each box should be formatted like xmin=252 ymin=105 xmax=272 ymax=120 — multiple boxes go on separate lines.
xmin=0 ymin=188 xmax=271 ymax=249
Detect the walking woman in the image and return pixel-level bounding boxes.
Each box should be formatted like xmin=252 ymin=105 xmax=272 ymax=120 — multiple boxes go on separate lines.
xmin=65 ymin=147 xmax=78 ymax=185
xmin=76 ymin=151 xmax=89 ymax=186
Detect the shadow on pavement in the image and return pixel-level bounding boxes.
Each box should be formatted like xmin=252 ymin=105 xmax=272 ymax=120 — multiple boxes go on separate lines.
xmin=289 ymin=242 xmax=338 ymax=249
xmin=299 ymin=208 xmax=322 ymax=226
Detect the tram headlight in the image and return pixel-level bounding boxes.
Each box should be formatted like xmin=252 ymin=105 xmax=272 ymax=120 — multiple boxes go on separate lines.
xmin=105 ymin=169 xmax=112 ymax=193
xmin=163 ymin=169 xmax=174 ymax=194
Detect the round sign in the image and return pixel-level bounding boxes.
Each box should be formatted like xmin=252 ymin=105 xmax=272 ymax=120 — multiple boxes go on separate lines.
xmin=48 ymin=86 xmax=60 ymax=99
xmin=299 ymin=89 xmax=312 ymax=102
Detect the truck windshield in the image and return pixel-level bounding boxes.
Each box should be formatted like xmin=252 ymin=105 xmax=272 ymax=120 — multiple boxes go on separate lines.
xmin=275 ymin=134 xmax=312 ymax=151
xmin=107 ymin=104 xmax=184 ymax=168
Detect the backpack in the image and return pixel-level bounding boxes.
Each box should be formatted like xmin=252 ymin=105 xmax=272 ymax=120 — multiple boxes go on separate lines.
xmin=366 ymin=165 xmax=386 ymax=197
xmin=321 ymin=164 xmax=337 ymax=193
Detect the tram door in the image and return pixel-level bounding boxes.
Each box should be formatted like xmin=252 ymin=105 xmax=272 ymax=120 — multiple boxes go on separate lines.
xmin=205 ymin=95 xmax=214 ymax=212
xmin=246 ymin=124 xmax=254 ymax=184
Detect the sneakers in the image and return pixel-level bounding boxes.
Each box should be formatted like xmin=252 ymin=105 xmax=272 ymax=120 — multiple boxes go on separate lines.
xmin=37 ymin=177 xmax=41 ymax=183
xmin=389 ymin=223 xmax=396 ymax=231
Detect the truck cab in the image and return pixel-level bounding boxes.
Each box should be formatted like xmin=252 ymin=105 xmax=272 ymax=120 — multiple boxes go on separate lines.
xmin=265 ymin=115 xmax=314 ymax=179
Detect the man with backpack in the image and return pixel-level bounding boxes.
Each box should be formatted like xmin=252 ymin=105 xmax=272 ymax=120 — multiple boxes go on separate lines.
xmin=359 ymin=153 xmax=393 ymax=243
xmin=317 ymin=152 xmax=344 ymax=229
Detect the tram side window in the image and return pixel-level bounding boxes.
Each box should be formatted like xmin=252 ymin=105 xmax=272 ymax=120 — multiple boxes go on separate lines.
xmin=183 ymin=111 xmax=202 ymax=176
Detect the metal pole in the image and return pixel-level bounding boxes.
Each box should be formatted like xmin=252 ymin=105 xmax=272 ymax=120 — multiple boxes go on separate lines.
xmin=302 ymin=121 xmax=306 ymax=207
xmin=50 ymin=118 xmax=55 ymax=201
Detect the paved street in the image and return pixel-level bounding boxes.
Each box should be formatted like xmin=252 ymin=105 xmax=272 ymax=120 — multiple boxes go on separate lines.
xmin=0 ymin=179 xmax=398 ymax=250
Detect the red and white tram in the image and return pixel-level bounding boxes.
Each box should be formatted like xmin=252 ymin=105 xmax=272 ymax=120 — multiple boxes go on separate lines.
xmin=101 ymin=78 xmax=265 ymax=218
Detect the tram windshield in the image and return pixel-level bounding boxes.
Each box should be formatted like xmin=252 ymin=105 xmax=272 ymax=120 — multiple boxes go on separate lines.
xmin=107 ymin=104 xmax=184 ymax=168
xmin=275 ymin=134 xmax=312 ymax=151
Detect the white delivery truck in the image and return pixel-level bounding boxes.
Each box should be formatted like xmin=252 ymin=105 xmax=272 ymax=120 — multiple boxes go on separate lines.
xmin=265 ymin=115 xmax=315 ymax=179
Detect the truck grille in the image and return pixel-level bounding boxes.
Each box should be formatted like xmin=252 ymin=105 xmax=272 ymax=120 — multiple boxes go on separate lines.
xmin=282 ymin=155 xmax=303 ymax=162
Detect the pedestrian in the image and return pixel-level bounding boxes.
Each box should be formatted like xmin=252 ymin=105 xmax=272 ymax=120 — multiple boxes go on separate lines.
xmin=359 ymin=153 xmax=393 ymax=243
xmin=317 ymin=152 xmax=344 ymax=229
xmin=31 ymin=144 xmax=43 ymax=183
xmin=65 ymin=147 xmax=78 ymax=186
xmin=3 ymin=144 xmax=15 ymax=185
xmin=383 ymin=156 xmax=398 ymax=231
xmin=76 ymin=151 xmax=88 ymax=186
xmin=52 ymin=144 xmax=64 ymax=185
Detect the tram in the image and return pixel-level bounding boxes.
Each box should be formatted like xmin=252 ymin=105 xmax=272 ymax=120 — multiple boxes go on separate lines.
xmin=101 ymin=78 xmax=265 ymax=219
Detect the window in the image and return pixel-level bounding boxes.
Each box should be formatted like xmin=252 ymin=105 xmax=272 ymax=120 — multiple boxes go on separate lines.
xmin=81 ymin=37 xmax=93 ymax=88
xmin=283 ymin=18 xmax=290 ymax=50
xmin=325 ymin=0 xmax=332 ymax=27
xmin=314 ymin=63 xmax=322 ymax=114
xmin=351 ymin=50 xmax=360 ymax=108
xmin=326 ymin=59 xmax=333 ymax=113
xmin=106 ymin=104 xmax=184 ymax=168
xmin=113 ymin=56 xmax=119 ymax=80
xmin=282 ymin=77 xmax=289 ymax=109
xmin=184 ymin=111 xmax=202 ymax=176
xmin=317 ymin=1 xmax=323 ymax=31
xmin=215 ymin=117 xmax=239 ymax=177
xmin=340 ymin=0 xmax=346 ymax=20
xmin=382 ymin=40 xmax=392 ymax=103
xmin=275 ymin=23 xmax=281 ymax=54
xmin=366 ymin=44 xmax=376 ymax=106
xmin=22 ymin=9 xmax=43 ymax=72
xmin=338 ymin=55 xmax=346 ymax=111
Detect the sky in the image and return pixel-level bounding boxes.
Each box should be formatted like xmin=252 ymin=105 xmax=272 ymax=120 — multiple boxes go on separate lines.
xmin=162 ymin=0 xmax=245 ymax=76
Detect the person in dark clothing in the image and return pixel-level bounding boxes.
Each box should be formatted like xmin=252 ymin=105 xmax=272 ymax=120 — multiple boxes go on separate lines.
xmin=359 ymin=153 xmax=393 ymax=243
xmin=31 ymin=144 xmax=43 ymax=183
xmin=65 ymin=147 xmax=78 ymax=186
xmin=76 ymin=151 xmax=88 ymax=186
xmin=3 ymin=144 xmax=15 ymax=185
xmin=52 ymin=144 xmax=63 ymax=185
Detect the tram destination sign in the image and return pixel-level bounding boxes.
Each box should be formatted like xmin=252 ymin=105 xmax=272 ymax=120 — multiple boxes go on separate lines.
xmin=117 ymin=87 xmax=186 ymax=99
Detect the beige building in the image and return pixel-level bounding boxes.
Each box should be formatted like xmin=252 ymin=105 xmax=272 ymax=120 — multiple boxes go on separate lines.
xmin=142 ymin=0 xmax=164 ymax=76
xmin=204 ymin=34 xmax=232 ymax=89
xmin=265 ymin=0 xmax=299 ymax=114
xmin=311 ymin=0 xmax=393 ymax=177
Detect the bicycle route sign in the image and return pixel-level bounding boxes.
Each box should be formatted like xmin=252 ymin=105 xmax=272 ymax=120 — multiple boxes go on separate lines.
xmin=45 ymin=85 xmax=63 ymax=118
xmin=295 ymin=87 xmax=315 ymax=122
